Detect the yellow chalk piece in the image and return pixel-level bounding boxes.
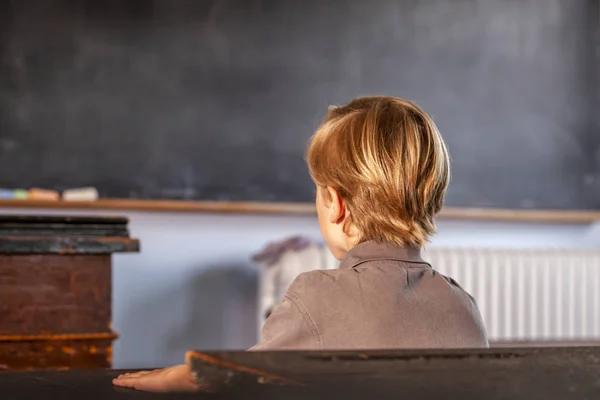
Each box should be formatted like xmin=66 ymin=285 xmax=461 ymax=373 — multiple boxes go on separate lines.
xmin=28 ymin=188 xmax=60 ymax=201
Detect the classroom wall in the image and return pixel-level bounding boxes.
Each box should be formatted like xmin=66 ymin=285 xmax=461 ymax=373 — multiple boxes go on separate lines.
xmin=0 ymin=206 xmax=598 ymax=368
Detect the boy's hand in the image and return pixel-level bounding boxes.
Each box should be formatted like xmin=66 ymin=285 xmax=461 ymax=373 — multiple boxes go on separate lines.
xmin=112 ymin=364 xmax=199 ymax=392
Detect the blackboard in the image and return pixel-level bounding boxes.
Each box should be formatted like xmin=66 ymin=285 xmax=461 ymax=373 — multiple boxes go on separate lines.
xmin=0 ymin=0 xmax=598 ymax=209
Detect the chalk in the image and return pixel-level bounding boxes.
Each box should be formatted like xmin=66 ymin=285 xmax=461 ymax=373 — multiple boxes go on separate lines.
xmin=62 ymin=187 xmax=99 ymax=201
xmin=28 ymin=188 xmax=60 ymax=201
xmin=13 ymin=189 xmax=28 ymax=199
xmin=0 ymin=189 xmax=28 ymax=199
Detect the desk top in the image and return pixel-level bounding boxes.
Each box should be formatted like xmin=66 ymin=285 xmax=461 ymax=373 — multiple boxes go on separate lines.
xmin=0 ymin=370 xmax=171 ymax=400
xmin=0 ymin=214 xmax=139 ymax=254
xmin=185 ymin=347 xmax=600 ymax=399
xmin=1 ymin=347 xmax=599 ymax=399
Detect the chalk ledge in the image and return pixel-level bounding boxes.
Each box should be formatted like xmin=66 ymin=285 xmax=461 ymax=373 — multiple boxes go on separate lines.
xmin=0 ymin=199 xmax=598 ymax=223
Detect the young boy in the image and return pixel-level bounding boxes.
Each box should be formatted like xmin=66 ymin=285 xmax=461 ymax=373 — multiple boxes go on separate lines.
xmin=113 ymin=96 xmax=488 ymax=392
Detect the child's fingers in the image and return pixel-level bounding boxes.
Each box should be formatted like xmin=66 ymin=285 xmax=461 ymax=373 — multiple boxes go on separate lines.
xmin=112 ymin=374 xmax=160 ymax=391
xmin=116 ymin=370 xmax=158 ymax=379
xmin=112 ymin=377 xmax=135 ymax=388
xmin=112 ymin=366 xmax=198 ymax=393
xmin=113 ymin=374 xmax=169 ymax=392
xmin=113 ymin=370 xmax=157 ymax=388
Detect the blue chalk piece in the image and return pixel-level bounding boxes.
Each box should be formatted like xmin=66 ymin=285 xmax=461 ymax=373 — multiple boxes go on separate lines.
xmin=0 ymin=189 xmax=14 ymax=199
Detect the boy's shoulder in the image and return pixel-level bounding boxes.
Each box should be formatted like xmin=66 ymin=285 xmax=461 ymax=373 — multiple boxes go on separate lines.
xmin=284 ymin=264 xmax=479 ymax=310
xmin=285 ymin=269 xmax=347 ymax=298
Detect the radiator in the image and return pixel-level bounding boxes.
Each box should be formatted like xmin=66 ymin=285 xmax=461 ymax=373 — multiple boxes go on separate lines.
xmin=257 ymin=243 xmax=600 ymax=343
xmin=422 ymin=248 xmax=600 ymax=342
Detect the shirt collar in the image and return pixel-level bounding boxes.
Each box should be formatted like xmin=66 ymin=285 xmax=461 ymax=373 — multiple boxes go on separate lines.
xmin=338 ymin=240 xmax=428 ymax=270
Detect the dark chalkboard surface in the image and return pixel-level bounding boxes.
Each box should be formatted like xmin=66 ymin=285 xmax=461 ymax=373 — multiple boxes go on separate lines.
xmin=0 ymin=0 xmax=598 ymax=209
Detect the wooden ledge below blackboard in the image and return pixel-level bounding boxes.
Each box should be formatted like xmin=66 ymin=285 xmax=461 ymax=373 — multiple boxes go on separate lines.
xmin=0 ymin=199 xmax=598 ymax=224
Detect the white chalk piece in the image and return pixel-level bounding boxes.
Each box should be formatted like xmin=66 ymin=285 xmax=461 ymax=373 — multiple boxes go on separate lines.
xmin=62 ymin=187 xmax=99 ymax=201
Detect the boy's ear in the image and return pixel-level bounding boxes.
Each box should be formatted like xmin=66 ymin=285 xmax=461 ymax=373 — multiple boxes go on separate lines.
xmin=326 ymin=186 xmax=347 ymax=224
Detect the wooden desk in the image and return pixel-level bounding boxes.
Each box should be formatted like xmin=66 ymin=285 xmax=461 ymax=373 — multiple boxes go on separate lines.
xmin=0 ymin=215 xmax=139 ymax=371
xmin=0 ymin=347 xmax=599 ymax=399
xmin=184 ymin=347 xmax=600 ymax=398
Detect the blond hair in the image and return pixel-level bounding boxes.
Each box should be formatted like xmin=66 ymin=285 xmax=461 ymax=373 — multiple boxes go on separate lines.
xmin=306 ymin=96 xmax=450 ymax=248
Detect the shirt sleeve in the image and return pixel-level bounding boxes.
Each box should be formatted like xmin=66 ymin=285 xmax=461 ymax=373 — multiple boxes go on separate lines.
xmin=248 ymin=292 xmax=321 ymax=351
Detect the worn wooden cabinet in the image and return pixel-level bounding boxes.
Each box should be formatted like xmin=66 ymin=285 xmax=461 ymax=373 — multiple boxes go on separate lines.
xmin=0 ymin=215 xmax=139 ymax=371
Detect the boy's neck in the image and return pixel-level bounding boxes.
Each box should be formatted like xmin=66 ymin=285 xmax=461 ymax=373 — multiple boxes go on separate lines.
xmin=338 ymin=241 xmax=425 ymax=269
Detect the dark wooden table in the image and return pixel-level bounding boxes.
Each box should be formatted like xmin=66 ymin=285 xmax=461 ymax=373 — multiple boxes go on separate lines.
xmin=1 ymin=347 xmax=599 ymax=399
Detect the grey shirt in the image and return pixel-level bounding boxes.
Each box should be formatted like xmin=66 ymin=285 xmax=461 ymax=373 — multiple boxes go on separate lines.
xmin=251 ymin=241 xmax=488 ymax=350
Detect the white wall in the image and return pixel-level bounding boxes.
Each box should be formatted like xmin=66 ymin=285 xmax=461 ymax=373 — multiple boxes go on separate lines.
xmin=1 ymin=206 xmax=598 ymax=368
